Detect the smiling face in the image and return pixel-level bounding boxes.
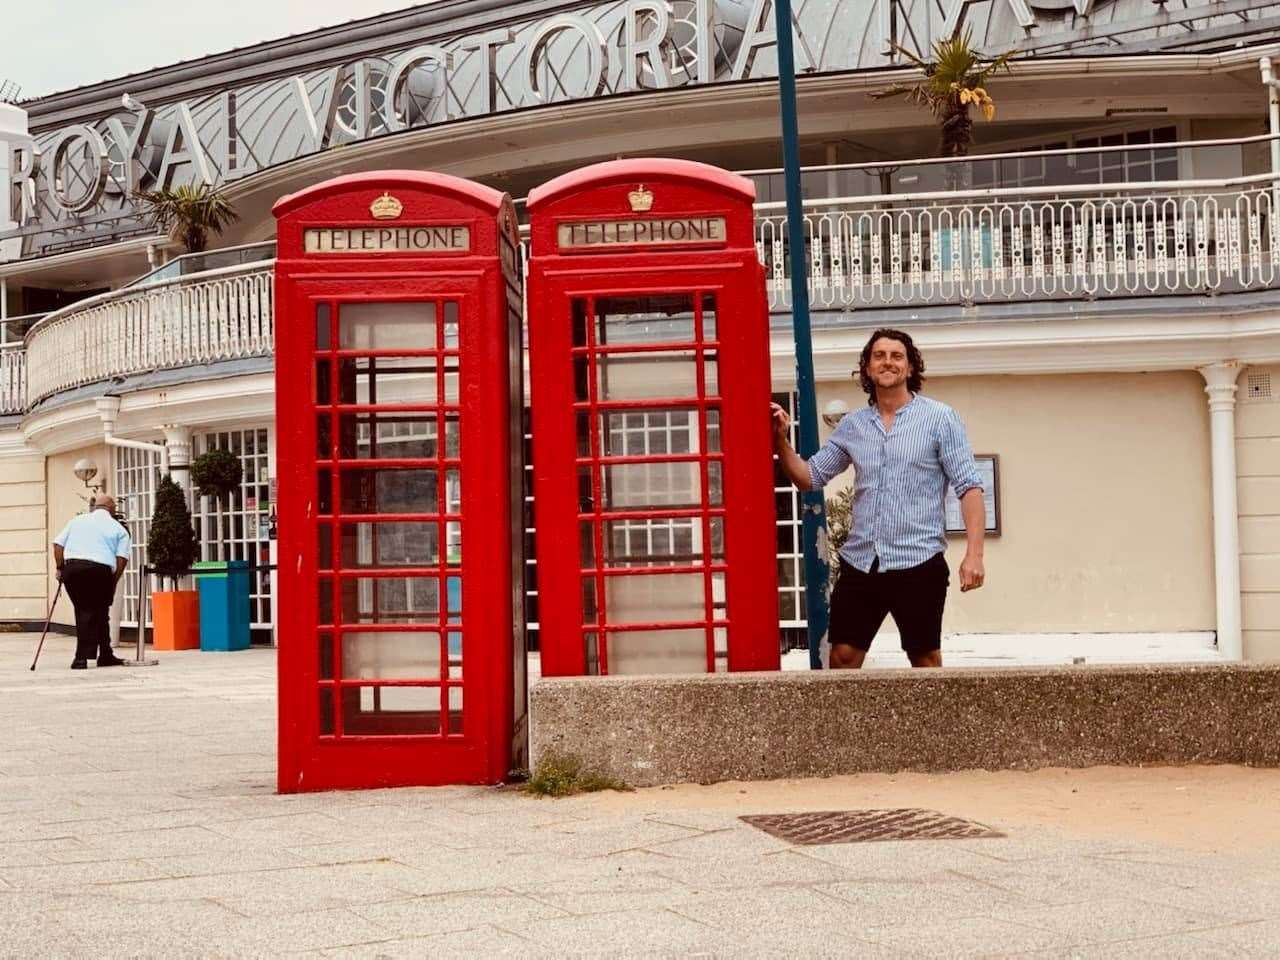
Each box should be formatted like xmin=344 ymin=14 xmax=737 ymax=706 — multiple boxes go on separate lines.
xmin=866 ymin=336 xmax=912 ymax=393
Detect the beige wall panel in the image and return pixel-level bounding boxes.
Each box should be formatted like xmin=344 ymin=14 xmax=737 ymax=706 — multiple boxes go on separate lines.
xmin=0 ymin=482 xmax=47 ymax=508
xmin=44 ymin=444 xmax=108 ymax=627
xmin=1243 ymin=593 xmax=1280 ymax=630
xmin=3 ymin=552 xmax=46 ymax=576
xmin=1240 ymin=553 xmax=1280 ymax=594
xmin=1235 ymin=403 xmax=1280 ymax=440
xmin=0 ymin=598 xmax=46 ymax=621
xmin=0 ymin=574 xmax=46 ymax=599
xmin=1243 ymin=630 xmax=1280 ymax=661
xmin=1236 ymin=437 xmax=1280 ymax=477
xmin=1240 ymin=516 xmax=1280 ymax=555
xmin=0 ymin=528 xmax=45 ymax=554
xmin=1238 ymin=476 xmax=1280 ymax=517
xmin=0 ymin=456 xmax=45 ymax=484
xmin=0 ymin=504 xmax=43 ymax=530
xmin=813 ymin=370 xmax=1214 ymax=633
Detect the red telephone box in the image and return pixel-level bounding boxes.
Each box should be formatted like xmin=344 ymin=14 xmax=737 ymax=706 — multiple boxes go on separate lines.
xmin=273 ymin=171 xmax=526 ymax=792
xmin=526 ymin=159 xmax=779 ymax=677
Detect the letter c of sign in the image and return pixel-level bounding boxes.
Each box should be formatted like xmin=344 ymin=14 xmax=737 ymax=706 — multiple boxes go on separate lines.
xmin=47 ymin=125 xmax=110 ymax=214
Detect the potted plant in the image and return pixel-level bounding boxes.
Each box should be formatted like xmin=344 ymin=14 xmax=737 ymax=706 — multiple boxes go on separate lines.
xmin=191 ymin=448 xmax=242 ymax=503
xmin=133 ymin=183 xmax=239 ymax=253
xmin=146 ymin=475 xmax=200 ymax=650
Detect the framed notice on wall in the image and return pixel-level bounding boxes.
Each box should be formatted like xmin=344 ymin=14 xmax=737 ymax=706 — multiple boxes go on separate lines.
xmin=945 ymin=455 xmax=1000 ymax=536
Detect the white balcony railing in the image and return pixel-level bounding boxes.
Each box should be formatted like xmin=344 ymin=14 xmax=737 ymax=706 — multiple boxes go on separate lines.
xmin=24 ymin=262 xmax=274 ymax=408
xmin=8 ymin=147 xmax=1280 ymax=416
xmin=0 ymin=347 xmax=24 ymax=416
xmin=756 ymin=173 xmax=1280 ymax=311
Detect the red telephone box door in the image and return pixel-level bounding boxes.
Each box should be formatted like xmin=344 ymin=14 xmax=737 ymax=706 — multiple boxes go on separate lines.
xmin=273 ymin=173 xmax=524 ymax=793
xmin=527 ymin=160 xmax=779 ymax=678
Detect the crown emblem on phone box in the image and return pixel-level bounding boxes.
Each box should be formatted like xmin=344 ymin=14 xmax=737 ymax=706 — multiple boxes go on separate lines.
xmin=628 ymin=185 xmax=654 ymax=212
xmin=370 ymin=192 xmax=404 ymax=220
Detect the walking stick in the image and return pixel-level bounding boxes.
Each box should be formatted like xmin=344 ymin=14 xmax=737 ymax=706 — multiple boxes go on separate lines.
xmin=30 ymin=580 xmax=65 ymax=671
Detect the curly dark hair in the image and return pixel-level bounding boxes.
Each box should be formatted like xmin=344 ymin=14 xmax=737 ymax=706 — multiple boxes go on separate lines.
xmin=857 ymin=328 xmax=925 ymax=404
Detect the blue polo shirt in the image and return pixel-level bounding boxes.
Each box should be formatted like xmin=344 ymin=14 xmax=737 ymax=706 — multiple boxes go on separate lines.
xmin=53 ymin=508 xmax=132 ymax=569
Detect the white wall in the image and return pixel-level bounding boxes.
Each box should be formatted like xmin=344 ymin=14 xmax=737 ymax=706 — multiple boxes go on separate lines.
xmin=1237 ymin=364 xmax=1280 ymax=661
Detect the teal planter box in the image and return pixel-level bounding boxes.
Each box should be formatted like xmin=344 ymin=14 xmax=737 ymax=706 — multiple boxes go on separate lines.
xmin=193 ymin=560 xmax=251 ymax=651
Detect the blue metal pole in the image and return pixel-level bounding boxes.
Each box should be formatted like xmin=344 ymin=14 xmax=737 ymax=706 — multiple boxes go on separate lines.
xmin=773 ymin=0 xmax=828 ymax=669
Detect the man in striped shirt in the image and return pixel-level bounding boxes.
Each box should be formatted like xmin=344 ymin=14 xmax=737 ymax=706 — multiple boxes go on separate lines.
xmin=772 ymin=328 xmax=986 ymax=668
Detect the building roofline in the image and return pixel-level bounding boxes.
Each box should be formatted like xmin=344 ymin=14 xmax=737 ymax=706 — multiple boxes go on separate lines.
xmin=23 ymin=0 xmax=574 ymax=130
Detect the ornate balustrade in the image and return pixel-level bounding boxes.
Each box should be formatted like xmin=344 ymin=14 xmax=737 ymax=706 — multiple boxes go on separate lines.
xmin=0 ymin=347 xmax=24 ymax=416
xmin=23 ymin=262 xmax=274 ymax=408
xmin=7 ymin=167 xmax=1280 ymax=418
xmin=755 ymin=174 xmax=1280 ymax=311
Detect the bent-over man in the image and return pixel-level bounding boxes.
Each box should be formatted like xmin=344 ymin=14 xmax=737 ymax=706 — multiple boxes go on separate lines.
xmin=772 ymin=328 xmax=986 ymax=668
xmin=52 ymin=495 xmax=131 ymax=670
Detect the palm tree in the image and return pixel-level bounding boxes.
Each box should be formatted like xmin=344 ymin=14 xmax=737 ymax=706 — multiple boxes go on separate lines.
xmin=870 ymin=29 xmax=1015 ymax=161
xmin=134 ymin=183 xmax=239 ymax=253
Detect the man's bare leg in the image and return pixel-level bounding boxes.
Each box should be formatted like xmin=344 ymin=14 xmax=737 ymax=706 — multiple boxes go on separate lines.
xmin=908 ymin=649 xmax=942 ymax=668
xmin=830 ymin=644 xmax=867 ymax=669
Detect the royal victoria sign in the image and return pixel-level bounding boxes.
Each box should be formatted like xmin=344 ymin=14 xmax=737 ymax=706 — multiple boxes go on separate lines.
xmin=2 ymin=0 xmax=1265 ymax=256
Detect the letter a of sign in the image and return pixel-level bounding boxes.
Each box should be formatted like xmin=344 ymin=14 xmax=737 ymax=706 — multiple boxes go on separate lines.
xmin=732 ymin=0 xmax=817 ymax=81
xmin=942 ymin=0 xmax=1096 ymax=36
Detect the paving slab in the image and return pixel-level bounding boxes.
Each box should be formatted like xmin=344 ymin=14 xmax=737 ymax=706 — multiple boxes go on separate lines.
xmin=3 ymin=633 xmax=1279 ymax=957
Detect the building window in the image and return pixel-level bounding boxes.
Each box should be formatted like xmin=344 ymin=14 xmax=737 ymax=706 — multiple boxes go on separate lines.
xmin=773 ymin=391 xmax=806 ymax=647
xmin=113 ymin=446 xmax=161 ymax=629
xmin=193 ymin=427 xmax=275 ymax=633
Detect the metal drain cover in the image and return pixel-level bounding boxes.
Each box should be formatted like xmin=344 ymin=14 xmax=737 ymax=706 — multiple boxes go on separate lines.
xmin=740 ymin=809 xmax=1004 ymax=845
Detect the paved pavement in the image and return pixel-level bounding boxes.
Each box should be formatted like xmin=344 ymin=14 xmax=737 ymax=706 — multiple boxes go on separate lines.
xmin=1 ymin=631 xmax=1278 ymax=958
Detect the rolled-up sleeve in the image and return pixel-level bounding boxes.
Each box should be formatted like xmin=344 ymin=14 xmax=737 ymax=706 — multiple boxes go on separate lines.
xmin=807 ymin=432 xmax=852 ymax=491
xmin=53 ymin=522 xmax=71 ymax=548
xmin=114 ymin=529 xmax=132 ymax=560
xmin=938 ymin=409 xmax=982 ymax=499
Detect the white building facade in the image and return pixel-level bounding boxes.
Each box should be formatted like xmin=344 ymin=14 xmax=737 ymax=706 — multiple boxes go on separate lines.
xmin=4 ymin=0 xmax=1280 ymax=663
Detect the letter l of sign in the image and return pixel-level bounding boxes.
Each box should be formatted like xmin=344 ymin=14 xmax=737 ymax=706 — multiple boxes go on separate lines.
xmin=104 ymin=107 xmax=154 ymax=194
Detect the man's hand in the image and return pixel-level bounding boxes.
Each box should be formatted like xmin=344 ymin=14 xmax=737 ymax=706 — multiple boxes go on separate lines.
xmin=770 ymin=402 xmax=790 ymax=450
xmin=959 ymin=552 xmax=985 ymax=592
xmin=55 ymin=566 xmax=63 ymax=583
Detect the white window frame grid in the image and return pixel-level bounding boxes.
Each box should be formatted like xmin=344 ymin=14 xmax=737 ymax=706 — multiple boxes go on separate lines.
xmin=193 ymin=427 xmax=275 ymax=632
xmin=773 ymin=390 xmax=805 ymax=628
xmin=113 ymin=445 xmax=162 ymax=628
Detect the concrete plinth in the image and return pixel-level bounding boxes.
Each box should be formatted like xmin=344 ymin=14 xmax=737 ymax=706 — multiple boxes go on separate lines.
xmin=529 ymin=664 xmax=1280 ymax=788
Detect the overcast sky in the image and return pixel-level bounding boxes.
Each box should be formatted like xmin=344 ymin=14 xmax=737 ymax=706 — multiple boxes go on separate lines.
xmin=4 ymin=1 xmax=433 ymax=99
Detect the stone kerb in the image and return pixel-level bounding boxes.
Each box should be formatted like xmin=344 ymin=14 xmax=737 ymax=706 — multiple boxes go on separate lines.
xmin=528 ymin=664 xmax=1280 ymax=788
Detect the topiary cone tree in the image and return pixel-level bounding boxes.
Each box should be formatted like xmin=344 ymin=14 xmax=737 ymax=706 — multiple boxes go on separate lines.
xmin=147 ymin=475 xmax=198 ymax=592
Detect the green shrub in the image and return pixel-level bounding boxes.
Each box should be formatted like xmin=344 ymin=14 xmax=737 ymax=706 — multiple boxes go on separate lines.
xmin=147 ymin=476 xmax=198 ymax=590
xmin=522 ymin=754 xmax=631 ymax=797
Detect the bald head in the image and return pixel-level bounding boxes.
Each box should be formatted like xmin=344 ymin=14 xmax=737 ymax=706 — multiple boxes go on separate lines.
xmin=94 ymin=494 xmax=117 ymax=515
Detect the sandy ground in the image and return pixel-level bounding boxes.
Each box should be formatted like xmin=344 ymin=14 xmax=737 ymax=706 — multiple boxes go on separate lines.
xmin=590 ymin=764 xmax=1280 ymax=855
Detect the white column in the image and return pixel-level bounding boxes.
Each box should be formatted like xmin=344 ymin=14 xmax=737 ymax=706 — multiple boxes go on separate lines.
xmin=162 ymin=425 xmax=193 ymax=496
xmin=1198 ymin=362 xmax=1244 ymax=661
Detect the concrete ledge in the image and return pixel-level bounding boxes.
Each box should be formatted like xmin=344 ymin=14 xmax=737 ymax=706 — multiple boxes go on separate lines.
xmin=529 ymin=664 xmax=1280 ymax=787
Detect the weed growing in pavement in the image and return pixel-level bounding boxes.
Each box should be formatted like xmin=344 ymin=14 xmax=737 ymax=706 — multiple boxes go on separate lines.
xmin=522 ymin=753 xmax=632 ymax=797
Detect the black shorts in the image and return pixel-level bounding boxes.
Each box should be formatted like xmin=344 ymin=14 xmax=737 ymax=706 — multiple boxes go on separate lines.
xmin=829 ymin=552 xmax=949 ymax=656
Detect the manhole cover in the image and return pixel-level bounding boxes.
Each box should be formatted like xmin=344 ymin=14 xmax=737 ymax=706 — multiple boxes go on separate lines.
xmin=740 ymin=809 xmax=1004 ymax=845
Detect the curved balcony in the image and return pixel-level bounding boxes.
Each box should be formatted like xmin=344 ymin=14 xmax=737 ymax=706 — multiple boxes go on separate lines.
xmin=23 ymin=261 xmax=274 ymax=409
xmin=7 ymin=136 xmax=1280 ymax=416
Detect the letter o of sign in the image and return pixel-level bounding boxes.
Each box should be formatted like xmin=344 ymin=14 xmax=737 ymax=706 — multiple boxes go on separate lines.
xmin=524 ymin=14 xmax=609 ymax=104
xmin=47 ymin=125 xmax=110 ymax=215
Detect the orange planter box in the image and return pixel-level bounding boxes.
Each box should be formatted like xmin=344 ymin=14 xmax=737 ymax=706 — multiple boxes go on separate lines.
xmin=152 ymin=590 xmax=200 ymax=651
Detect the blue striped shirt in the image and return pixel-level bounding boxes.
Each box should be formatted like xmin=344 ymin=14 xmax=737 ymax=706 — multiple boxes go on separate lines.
xmin=808 ymin=394 xmax=982 ymax=572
